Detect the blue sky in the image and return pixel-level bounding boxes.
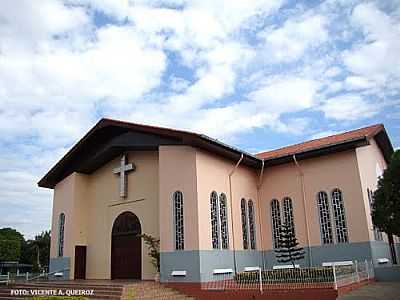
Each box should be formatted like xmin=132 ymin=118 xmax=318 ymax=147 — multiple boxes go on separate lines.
xmin=0 ymin=0 xmax=399 ymax=238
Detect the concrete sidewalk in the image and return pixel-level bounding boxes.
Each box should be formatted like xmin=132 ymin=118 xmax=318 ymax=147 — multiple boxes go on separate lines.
xmin=338 ymin=282 xmax=400 ymax=300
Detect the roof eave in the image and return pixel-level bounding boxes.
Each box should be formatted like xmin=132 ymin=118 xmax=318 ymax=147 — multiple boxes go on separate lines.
xmin=369 ymin=128 xmax=394 ymax=163
xmin=262 ymin=137 xmax=369 ymax=166
xmin=37 ymin=119 xmax=262 ymax=189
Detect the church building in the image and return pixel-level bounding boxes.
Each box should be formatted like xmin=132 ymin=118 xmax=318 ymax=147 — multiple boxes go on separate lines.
xmin=38 ymin=118 xmax=398 ymax=282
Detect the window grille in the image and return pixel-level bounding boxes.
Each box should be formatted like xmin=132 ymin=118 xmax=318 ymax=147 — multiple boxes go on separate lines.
xmin=331 ymin=189 xmax=348 ymax=243
xmin=270 ymin=199 xmax=281 ymax=248
xmin=241 ymin=198 xmax=249 ymax=250
xmin=58 ymin=213 xmax=65 ymax=257
xmin=173 ymin=191 xmax=184 ymax=250
xmin=317 ymin=191 xmax=334 ymax=244
xmin=210 ymin=191 xmax=220 ymax=249
xmin=248 ymin=200 xmax=256 ymax=250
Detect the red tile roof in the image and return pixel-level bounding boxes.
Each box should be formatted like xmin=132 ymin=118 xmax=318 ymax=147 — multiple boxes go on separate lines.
xmin=256 ymin=124 xmax=384 ymax=160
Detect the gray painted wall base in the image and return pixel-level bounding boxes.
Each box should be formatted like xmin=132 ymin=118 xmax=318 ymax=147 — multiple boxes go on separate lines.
xmin=49 ymin=257 xmax=70 ymax=280
xmin=160 ymin=251 xmax=201 ymax=282
xmin=375 ymin=266 xmax=400 ymax=281
xmin=160 ymin=241 xmax=397 ymax=283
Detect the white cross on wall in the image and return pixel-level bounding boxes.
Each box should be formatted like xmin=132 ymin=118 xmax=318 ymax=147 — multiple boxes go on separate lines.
xmin=113 ymin=154 xmax=135 ymax=198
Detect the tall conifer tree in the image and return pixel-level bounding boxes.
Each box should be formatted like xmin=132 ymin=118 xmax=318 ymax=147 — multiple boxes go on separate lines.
xmin=275 ymin=222 xmax=305 ymax=268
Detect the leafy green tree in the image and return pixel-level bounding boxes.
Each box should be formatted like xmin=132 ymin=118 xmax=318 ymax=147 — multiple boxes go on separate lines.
xmin=0 ymin=228 xmax=24 ymax=261
xmin=21 ymin=231 xmax=51 ymax=272
xmin=275 ymin=222 xmax=305 ymax=268
xmin=0 ymin=227 xmax=51 ymax=272
xmin=372 ymin=150 xmax=400 ymax=264
xmin=138 ymin=233 xmax=160 ymax=272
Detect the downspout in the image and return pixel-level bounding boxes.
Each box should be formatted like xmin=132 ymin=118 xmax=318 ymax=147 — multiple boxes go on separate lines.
xmin=256 ymin=160 xmax=265 ymax=270
xmin=229 ymin=153 xmax=244 ymax=274
xmin=293 ymin=154 xmax=313 ymax=267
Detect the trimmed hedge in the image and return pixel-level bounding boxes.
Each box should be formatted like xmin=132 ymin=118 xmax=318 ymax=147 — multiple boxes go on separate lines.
xmin=234 ymin=266 xmax=353 ymax=284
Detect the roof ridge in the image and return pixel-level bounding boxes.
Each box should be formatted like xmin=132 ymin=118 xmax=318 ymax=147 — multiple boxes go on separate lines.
xmin=100 ymin=117 xmax=200 ymax=136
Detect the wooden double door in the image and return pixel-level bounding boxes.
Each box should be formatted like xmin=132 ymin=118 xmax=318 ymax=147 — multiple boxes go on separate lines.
xmin=111 ymin=211 xmax=142 ymax=279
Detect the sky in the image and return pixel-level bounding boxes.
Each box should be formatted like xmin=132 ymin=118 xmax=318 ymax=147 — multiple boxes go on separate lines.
xmin=0 ymin=0 xmax=399 ymax=238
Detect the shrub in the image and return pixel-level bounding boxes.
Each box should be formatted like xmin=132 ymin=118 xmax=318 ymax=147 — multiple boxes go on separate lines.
xmin=234 ymin=267 xmax=335 ymax=284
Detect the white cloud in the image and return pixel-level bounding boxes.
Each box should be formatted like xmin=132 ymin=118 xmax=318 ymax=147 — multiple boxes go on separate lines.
xmin=0 ymin=0 xmax=399 ymax=238
xmin=0 ymin=10 xmax=167 ymax=145
xmin=0 ymin=0 xmax=89 ymax=45
xmin=324 ymin=66 xmax=342 ymax=78
xmin=260 ymin=14 xmax=329 ymax=63
xmin=310 ymin=130 xmax=340 ymax=140
xmin=189 ymin=101 xmax=272 ymax=140
xmin=273 ymin=118 xmax=311 ymax=135
xmin=69 ymin=0 xmax=131 ymax=20
xmin=343 ymin=3 xmax=400 ymax=88
xmin=320 ymin=94 xmax=380 ymax=121
xmin=248 ymin=77 xmax=320 ymax=114
xmin=344 ymin=76 xmax=375 ymax=90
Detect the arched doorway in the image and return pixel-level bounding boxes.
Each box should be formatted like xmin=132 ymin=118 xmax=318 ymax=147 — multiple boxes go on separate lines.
xmin=111 ymin=211 xmax=142 ymax=279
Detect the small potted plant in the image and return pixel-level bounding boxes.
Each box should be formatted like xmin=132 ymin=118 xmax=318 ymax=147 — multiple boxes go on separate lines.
xmin=138 ymin=233 xmax=160 ymax=281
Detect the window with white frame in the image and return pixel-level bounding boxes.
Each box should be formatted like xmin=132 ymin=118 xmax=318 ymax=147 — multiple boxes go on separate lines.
xmin=367 ymin=188 xmax=383 ymax=241
xmin=173 ymin=191 xmax=184 ymax=250
xmin=210 ymin=191 xmax=220 ymax=249
xmin=58 ymin=213 xmax=65 ymax=257
xmin=331 ymin=188 xmax=348 ymax=243
xmin=282 ymin=197 xmax=295 ymax=234
xmin=270 ymin=199 xmax=281 ymax=249
xmin=248 ymin=200 xmax=256 ymax=250
xmin=317 ymin=191 xmax=334 ymax=244
xmin=241 ymin=198 xmax=249 ymax=250
xmin=219 ymin=193 xmax=229 ymax=249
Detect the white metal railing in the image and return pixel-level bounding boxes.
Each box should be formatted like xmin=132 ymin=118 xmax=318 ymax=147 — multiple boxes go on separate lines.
xmin=0 ymin=273 xmax=10 ymax=285
xmin=1 ymin=268 xmax=69 ymax=284
xmin=200 ymin=260 xmax=375 ymax=292
xmin=335 ymin=259 xmax=374 ymax=289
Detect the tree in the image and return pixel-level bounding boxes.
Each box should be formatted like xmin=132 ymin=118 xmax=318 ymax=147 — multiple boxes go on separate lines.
xmin=138 ymin=233 xmax=160 ymax=272
xmin=20 ymin=231 xmax=51 ymax=272
xmin=275 ymin=222 xmax=305 ymax=268
xmin=0 ymin=228 xmax=24 ymax=261
xmin=372 ymin=150 xmax=400 ymax=264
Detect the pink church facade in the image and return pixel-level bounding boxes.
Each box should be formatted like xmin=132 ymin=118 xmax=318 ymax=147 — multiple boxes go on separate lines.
xmin=39 ymin=119 xmax=398 ymax=282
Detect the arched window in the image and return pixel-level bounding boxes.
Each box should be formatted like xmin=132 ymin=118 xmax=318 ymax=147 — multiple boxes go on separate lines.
xmin=219 ymin=193 xmax=229 ymax=249
xmin=270 ymin=199 xmax=281 ymax=249
xmin=248 ymin=200 xmax=256 ymax=250
xmin=282 ymin=197 xmax=295 ymax=234
xmin=241 ymin=198 xmax=249 ymax=250
xmin=58 ymin=213 xmax=65 ymax=257
xmin=331 ymin=189 xmax=348 ymax=243
xmin=210 ymin=191 xmax=220 ymax=249
xmin=173 ymin=191 xmax=184 ymax=250
xmin=317 ymin=191 xmax=334 ymax=244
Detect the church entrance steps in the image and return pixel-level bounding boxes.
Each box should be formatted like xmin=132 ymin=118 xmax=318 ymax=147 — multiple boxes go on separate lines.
xmin=0 ymin=281 xmax=194 ymax=300
xmin=122 ymin=282 xmax=194 ymax=300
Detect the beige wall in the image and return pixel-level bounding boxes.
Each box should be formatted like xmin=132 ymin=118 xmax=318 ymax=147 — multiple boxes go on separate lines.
xmin=50 ymin=173 xmax=90 ymax=278
xmin=356 ymin=138 xmax=388 ymax=242
xmin=195 ymin=149 xmax=259 ymax=251
xmin=50 ymin=173 xmax=76 ymax=262
xmin=51 ymin=151 xmax=159 ymax=280
xmin=159 ymin=146 xmax=199 ymax=251
xmin=259 ymin=150 xmax=369 ymax=250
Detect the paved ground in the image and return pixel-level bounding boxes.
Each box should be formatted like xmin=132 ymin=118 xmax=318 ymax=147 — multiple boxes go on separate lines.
xmin=338 ymin=282 xmax=400 ymax=300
